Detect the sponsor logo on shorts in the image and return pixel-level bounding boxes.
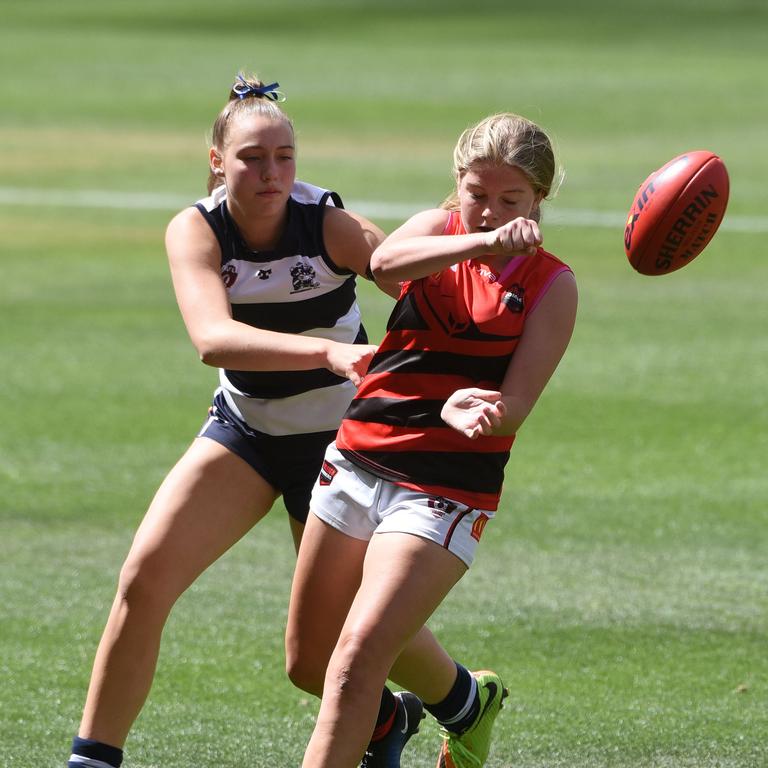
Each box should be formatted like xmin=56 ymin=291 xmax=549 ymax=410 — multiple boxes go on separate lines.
xmin=319 ymin=460 xmax=338 ymax=486
xmin=470 ymin=512 xmax=490 ymax=541
xmin=428 ymin=496 xmax=458 ymax=518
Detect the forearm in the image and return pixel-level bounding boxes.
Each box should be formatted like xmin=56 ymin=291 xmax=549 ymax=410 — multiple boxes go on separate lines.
xmin=493 ymin=395 xmax=533 ymax=436
xmin=371 ymin=232 xmax=492 ymax=283
xmin=193 ymin=320 xmax=334 ymax=371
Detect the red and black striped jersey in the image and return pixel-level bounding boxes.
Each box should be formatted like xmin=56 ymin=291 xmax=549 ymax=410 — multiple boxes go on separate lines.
xmin=336 ymin=210 xmax=572 ymax=509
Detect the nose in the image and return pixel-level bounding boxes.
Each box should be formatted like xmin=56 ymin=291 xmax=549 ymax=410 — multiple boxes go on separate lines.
xmin=261 ymin=159 xmax=277 ymax=181
xmin=482 ymin=204 xmax=498 ymax=222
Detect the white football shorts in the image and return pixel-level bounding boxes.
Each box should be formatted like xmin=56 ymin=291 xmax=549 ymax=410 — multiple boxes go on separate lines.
xmin=309 ymin=443 xmax=495 ymax=567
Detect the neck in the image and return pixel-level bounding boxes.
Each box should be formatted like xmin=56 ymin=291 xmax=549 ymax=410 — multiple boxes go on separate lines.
xmin=227 ymin=200 xmax=288 ymax=251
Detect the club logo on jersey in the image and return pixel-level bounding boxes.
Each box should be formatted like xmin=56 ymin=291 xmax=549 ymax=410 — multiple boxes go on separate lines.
xmin=470 ymin=512 xmax=490 ymax=542
xmin=428 ymin=496 xmax=458 ymax=518
xmin=290 ymin=261 xmax=320 ymax=293
xmin=502 ymin=283 xmax=525 ymax=313
xmin=255 ymin=268 xmax=272 ymax=280
xmin=221 ymin=264 xmax=238 ymax=288
xmin=319 ymin=460 xmax=338 ymax=486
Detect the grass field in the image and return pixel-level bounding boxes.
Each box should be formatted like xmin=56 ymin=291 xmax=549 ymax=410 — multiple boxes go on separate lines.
xmin=1 ymin=1 xmax=767 ymax=766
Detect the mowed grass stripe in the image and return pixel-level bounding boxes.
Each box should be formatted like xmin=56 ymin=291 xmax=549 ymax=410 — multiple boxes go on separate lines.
xmin=2 ymin=186 xmax=768 ymax=233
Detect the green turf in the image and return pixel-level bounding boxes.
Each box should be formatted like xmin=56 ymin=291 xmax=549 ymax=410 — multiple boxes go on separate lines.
xmin=1 ymin=2 xmax=766 ymax=766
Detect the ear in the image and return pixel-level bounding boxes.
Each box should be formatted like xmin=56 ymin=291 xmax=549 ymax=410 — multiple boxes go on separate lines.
xmin=209 ymin=147 xmax=224 ymax=176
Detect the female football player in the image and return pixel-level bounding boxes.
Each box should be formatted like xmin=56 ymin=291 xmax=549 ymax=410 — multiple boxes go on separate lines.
xmin=286 ymin=112 xmax=578 ymax=768
xmin=67 ymin=72 xmax=398 ymax=768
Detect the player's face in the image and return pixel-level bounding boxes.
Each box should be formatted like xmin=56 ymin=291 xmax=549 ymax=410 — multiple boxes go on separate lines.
xmin=215 ymin=115 xmax=296 ymax=214
xmin=458 ymin=163 xmax=541 ymax=234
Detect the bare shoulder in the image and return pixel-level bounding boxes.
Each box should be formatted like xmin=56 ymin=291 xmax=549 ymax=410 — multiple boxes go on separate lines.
xmin=167 ymin=204 xmax=211 ymax=234
xmin=388 ymin=208 xmax=451 ymax=238
xmin=529 ymin=268 xmax=578 ymax=329
xmin=323 ymin=205 xmax=386 ymax=273
xmin=165 ymin=205 xmax=219 ymax=266
xmin=544 ymin=268 xmax=578 ymax=307
xmin=323 ymin=205 xmax=385 ymax=240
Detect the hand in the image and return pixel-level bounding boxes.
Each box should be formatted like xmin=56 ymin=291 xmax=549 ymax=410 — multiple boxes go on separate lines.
xmin=326 ymin=342 xmax=378 ymax=387
xmin=486 ymin=217 xmax=542 ymax=256
xmin=440 ymin=388 xmax=506 ymax=439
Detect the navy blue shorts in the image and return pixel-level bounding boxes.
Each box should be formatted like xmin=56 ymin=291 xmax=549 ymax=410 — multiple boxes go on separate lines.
xmin=198 ymin=390 xmax=336 ymax=524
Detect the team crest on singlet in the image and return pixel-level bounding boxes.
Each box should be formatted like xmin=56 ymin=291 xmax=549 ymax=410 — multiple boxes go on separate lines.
xmin=502 ymin=283 xmax=525 ymax=313
xmin=221 ymin=264 xmax=238 ymax=287
xmin=290 ymin=261 xmax=320 ymax=293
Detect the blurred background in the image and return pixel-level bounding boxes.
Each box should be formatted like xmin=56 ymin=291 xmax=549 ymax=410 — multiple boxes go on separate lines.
xmin=1 ymin=2 xmax=766 ymax=766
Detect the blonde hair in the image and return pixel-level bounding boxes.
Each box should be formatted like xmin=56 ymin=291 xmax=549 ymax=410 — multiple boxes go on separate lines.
xmin=206 ymin=73 xmax=294 ymax=194
xmin=441 ymin=113 xmax=560 ymax=219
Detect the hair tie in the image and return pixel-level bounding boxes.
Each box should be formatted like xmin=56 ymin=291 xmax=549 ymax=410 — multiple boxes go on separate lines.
xmin=232 ymin=74 xmax=285 ymax=102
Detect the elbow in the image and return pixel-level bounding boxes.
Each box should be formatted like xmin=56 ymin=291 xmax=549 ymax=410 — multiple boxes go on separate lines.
xmin=369 ymin=253 xmax=386 ymax=282
xmin=193 ymin=332 xmax=227 ymax=367
xmin=198 ymin=348 xmax=219 ymax=367
xmin=370 ymin=247 xmax=396 ymax=282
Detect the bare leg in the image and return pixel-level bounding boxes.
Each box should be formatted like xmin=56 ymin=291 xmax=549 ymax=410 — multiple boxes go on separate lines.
xmin=77 ymin=438 xmax=278 ymax=747
xmin=390 ymin=624 xmax=459 ymax=705
xmin=285 ymin=515 xmax=368 ymax=695
xmin=286 ymin=516 xmax=461 ymax=704
xmin=289 ymin=524 xmax=467 ymax=768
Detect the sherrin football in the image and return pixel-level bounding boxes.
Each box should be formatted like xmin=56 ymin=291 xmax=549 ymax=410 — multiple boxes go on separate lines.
xmin=624 ymin=150 xmax=729 ymax=275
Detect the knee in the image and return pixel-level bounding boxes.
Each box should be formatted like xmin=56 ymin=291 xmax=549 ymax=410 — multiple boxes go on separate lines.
xmin=114 ymin=551 xmax=179 ymax=620
xmin=325 ymin=628 xmax=390 ymax=692
xmin=285 ymin=637 xmax=326 ymax=696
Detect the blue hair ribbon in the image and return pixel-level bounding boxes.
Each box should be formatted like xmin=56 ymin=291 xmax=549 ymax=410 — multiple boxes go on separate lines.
xmin=233 ymin=75 xmax=284 ymax=102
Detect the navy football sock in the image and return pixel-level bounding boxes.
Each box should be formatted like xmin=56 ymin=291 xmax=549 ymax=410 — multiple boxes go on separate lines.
xmin=370 ymin=686 xmax=397 ymax=741
xmin=68 ymin=736 xmax=123 ymax=768
xmin=424 ymin=662 xmax=479 ymax=733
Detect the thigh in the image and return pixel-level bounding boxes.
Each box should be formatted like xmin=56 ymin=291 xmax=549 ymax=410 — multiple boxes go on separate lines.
xmin=339 ymin=532 xmax=468 ymax=666
xmin=124 ymin=437 xmax=279 ymax=597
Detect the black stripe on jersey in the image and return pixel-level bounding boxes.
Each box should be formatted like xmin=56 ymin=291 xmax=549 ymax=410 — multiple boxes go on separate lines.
xmin=226 ymin=367 xmax=347 ymax=398
xmin=194 ymin=201 xmax=226 ymax=253
xmin=341 ymin=448 xmax=508 ymax=494
xmin=367 ymin=348 xmax=509 ymax=383
xmin=225 ymin=324 xmax=368 ymax=398
xmin=197 ymin=196 xmax=353 ymax=276
xmin=327 ymin=191 xmax=344 ymax=209
xmin=232 ymin=279 xmax=357 ymax=333
xmin=386 ymin=291 xmax=430 ymax=331
xmin=345 ymin=396 xmax=446 ymax=428
xmin=388 ymin=289 xmax=522 ymax=341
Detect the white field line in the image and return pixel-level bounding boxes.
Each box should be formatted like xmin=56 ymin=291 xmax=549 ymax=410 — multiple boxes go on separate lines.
xmin=0 ymin=186 xmax=766 ymax=233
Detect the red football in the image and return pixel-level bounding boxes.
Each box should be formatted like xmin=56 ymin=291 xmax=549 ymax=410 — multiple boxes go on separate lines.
xmin=624 ymin=150 xmax=729 ymax=275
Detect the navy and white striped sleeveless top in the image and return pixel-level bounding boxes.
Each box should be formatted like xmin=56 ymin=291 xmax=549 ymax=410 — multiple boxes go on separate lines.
xmin=194 ymin=181 xmax=367 ymax=436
